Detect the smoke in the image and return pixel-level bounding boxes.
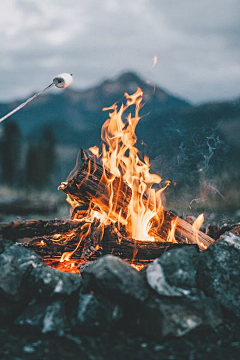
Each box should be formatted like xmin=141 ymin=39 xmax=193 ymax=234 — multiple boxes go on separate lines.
xmin=150 ymin=119 xmax=229 ymax=210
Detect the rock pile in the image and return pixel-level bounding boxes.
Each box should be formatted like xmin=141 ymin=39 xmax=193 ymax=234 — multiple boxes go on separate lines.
xmin=0 ymin=233 xmax=239 ymax=340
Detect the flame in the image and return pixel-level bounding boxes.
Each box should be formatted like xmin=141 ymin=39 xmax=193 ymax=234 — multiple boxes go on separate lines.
xmin=152 ymin=56 xmax=158 ymax=68
xmin=79 ymin=88 xmax=170 ymax=241
xmin=60 ymin=251 xmax=73 ymax=263
xmin=55 ymin=88 xmax=177 ymax=267
xmin=166 ymin=218 xmax=178 ymax=243
xmin=192 ymin=213 xmax=207 ymax=249
xmin=192 ymin=213 xmax=204 ymax=230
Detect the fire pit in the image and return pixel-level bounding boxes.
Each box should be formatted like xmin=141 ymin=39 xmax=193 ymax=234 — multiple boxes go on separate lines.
xmin=0 ymin=89 xmax=240 ymax=359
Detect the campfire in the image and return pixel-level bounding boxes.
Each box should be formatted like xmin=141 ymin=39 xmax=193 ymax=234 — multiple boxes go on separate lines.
xmin=1 ymin=88 xmax=214 ymax=273
xmin=1 ymin=87 xmax=240 ymax=357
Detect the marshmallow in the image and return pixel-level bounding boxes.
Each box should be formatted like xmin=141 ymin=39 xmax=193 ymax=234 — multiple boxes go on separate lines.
xmin=53 ymin=73 xmax=73 ymax=89
xmin=0 ymin=73 xmax=73 ymax=123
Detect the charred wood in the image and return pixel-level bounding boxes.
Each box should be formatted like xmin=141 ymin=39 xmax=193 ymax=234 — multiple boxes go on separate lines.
xmin=59 ymin=155 xmax=214 ymax=249
xmin=21 ymin=221 xmax=196 ymax=264
xmin=0 ymin=218 xmax=189 ymax=263
xmin=0 ymin=219 xmax=81 ymax=240
xmin=101 ymin=225 xmax=194 ymax=261
xmin=59 ymin=157 xmax=131 ymax=224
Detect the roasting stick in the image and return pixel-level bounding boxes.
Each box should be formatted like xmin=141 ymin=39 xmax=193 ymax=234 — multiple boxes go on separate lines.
xmin=0 ymin=73 xmax=73 ymax=124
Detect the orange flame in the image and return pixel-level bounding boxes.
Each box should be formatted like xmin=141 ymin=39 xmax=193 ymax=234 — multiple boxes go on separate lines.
xmin=192 ymin=213 xmax=204 ymax=232
xmin=167 ymin=218 xmax=178 ymax=243
xmin=59 ymin=88 xmax=176 ymax=266
xmin=81 ymin=88 xmax=170 ymax=241
xmin=192 ymin=213 xmax=207 ymax=249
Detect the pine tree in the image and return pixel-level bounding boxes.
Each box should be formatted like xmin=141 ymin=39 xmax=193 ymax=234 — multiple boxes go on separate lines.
xmin=0 ymin=121 xmax=21 ymax=186
xmin=26 ymin=126 xmax=55 ymax=189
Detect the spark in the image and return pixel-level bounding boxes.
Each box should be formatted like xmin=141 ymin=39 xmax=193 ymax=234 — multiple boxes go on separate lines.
xmin=152 ymin=56 xmax=158 ymax=68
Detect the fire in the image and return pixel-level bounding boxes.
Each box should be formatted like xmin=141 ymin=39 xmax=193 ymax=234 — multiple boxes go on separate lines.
xmin=193 ymin=213 xmax=204 ymax=230
xmin=84 ymin=88 xmax=169 ymax=241
xmin=192 ymin=213 xmax=207 ymax=249
xmin=56 ymin=87 xmax=179 ymax=268
xmin=34 ymin=88 xmax=212 ymax=273
xmin=167 ymin=218 xmax=178 ymax=243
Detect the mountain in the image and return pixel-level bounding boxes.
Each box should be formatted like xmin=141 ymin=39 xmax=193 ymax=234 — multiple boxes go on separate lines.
xmin=138 ymin=96 xmax=240 ymax=147
xmin=0 ymin=71 xmax=191 ymax=146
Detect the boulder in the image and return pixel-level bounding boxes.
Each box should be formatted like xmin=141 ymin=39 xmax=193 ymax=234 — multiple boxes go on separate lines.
xmin=0 ymin=245 xmax=41 ymax=301
xmin=75 ymin=292 xmax=122 ymax=332
xmin=15 ymin=299 xmax=67 ymax=334
xmin=82 ymin=255 xmax=149 ymax=303
xmin=146 ymin=245 xmax=200 ymax=297
xmin=197 ymin=232 xmax=240 ymax=317
xmin=79 ymin=260 xmax=96 ymax=275
xmin=28 ymin=264 xmax=81 ymax=298
xmin=139 ymin=294 xmax=223 ymax=339
xmin=0 ymin=239 xmax=14 ymax=254
xmin=0 ymin=296 xmax=24 ymax=324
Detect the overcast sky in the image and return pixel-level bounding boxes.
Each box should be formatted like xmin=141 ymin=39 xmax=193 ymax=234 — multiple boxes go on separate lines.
xmin=0 ymin=0 xmax=239 ymax=103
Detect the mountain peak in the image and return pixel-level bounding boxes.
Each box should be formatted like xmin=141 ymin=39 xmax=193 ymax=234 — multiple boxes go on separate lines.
xmin=116 ymin=71 xmax=142 ymax=84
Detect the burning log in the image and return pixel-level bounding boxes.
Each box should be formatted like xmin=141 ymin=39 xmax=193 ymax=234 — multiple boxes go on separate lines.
xmin=101 ymin=225 xmax=195 ymax=261
xmin=59 ymin=153 xmax=132 ymax=224
xmin=0 ymin=219 xmax=80 ymax=240
xmin=0 ymin=218 xmax=190 ymax=266
xmin=59 ymin=153 xmax=214 ymax=250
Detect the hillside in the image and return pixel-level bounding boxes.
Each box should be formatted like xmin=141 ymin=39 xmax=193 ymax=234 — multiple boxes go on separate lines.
xmin=0 ymin=71 xmax=191 ymax=146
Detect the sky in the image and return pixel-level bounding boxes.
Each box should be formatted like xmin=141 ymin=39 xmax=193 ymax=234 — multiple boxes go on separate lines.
xmin=0 ymin=0 xmax=239 ymax=103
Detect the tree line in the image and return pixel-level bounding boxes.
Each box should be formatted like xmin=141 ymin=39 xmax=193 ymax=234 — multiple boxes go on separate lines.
xmin=0 ymin=121 xmax=55 ymax=190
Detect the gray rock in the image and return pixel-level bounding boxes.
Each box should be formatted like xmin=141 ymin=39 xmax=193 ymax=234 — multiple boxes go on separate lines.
xmin=0 ymin=296 xmax=24 ymax=323
xmin=79 ymin=260 xmax=96 ymax=275
xmin=75 ymin=292 xmax=122 ymax=332
xmin=15 ymin=299 xmax=67 ymax=334
xmin=197 ymin=232 xmax=240 ymax=317
xmin=0 ymin=238 xmax=14 ymax=254
xmin=139 ymin=295 xmax=223 ymax=339
xmin=0 ymin=245 xmax=42 ymax=301
xmin=82 ymin=255 xmax=149 ymax=303
xmin=28 ymin=264 xmax=81 ymax=297
xmin=146 ymin=246 xmax=200 ymax=297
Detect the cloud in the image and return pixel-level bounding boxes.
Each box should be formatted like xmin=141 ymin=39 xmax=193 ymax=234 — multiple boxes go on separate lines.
xmin=0 ymin=0 xmax=239 ymax=102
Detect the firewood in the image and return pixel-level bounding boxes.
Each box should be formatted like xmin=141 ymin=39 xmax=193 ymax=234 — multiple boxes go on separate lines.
xmin=0 ymin=219 xmax=81 ymax=240
xmin=101 ymin=225 xmax=194 ymax=261
xmin=59 ymin=153 xmax=214 ymax=249
xmin=0 ymin=218 xmax=190 ymax=264
xmin=28 ymin=225 xmax=189 ymax=263
xmin=81 ymin=218 xmax=104 ymax=258
xmin=163 ymin=211 xmax=214 ymax=249
xmin=59 ymin=157 xmax=131 ymax=224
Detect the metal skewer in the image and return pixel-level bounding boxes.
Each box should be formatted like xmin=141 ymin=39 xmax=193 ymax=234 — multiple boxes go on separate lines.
xmin=0 ymin=73 xmax=73 ymax=124
xmin=0 ymin=83 xmax=54 ymax=124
